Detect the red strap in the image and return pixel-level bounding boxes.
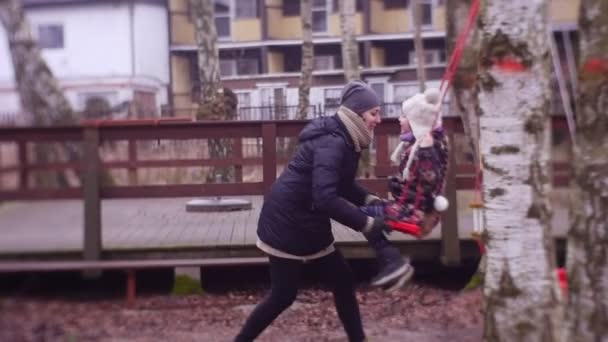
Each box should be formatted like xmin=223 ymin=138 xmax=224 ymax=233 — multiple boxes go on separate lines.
xmin=439 ymin=0 xmax=481 ymax=103
xmin=387 ymin=220 xmax=422 ymax=238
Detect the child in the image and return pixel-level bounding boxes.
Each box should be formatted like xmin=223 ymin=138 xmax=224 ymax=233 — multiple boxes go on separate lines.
xmin=361 ymin=88 xmax=449 ymax=291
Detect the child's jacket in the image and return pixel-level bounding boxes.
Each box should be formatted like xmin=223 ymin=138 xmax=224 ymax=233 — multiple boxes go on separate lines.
xmin=387 ymin=128 xmax=449 ymax=230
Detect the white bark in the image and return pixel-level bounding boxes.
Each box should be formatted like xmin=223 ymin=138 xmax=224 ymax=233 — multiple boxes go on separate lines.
xmin=189 ymin=0 xmax=232 ymax=182
xmin=477 ymin=1 xmax=562 ymax=341
xmin=339 ymin=0 xmax=360 ymax=81
xmin=297 ymin=0 xmax=313 ymax=120
xmin=412 ymin=0 xmax=427 ymax=91
xmin=562 ymin=1 xmax=608 ymax=341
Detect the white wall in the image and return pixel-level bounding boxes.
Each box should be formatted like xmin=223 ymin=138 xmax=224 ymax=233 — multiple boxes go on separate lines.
xmin=133 ymin=3 xmax=169 ymax=84
xmin=27 ymin=3 xmax=133 ymax=79
xmin=0 ymin=1 xmax=170 ymax=115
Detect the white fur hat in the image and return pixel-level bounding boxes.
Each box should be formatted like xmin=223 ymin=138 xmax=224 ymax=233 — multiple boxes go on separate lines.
xmin=400 ymin=88 xmax=441 ymax=141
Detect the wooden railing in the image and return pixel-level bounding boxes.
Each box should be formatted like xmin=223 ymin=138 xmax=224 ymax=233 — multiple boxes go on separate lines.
xmin=0 ymin=116 xmax=571 ymax=265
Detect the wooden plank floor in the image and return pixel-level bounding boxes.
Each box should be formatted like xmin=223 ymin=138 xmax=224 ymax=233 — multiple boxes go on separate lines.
xmin=0 ymin=192 xmax=570 ymax=259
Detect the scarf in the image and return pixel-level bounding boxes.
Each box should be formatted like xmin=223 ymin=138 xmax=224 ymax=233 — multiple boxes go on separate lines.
xmin=336 ymin=106 xmax=372 ymax=152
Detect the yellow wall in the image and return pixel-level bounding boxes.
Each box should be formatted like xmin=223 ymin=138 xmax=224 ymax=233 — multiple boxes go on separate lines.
xmin=269 ymin=15 xmax=302 ymax=39
xmin=171 ymin=55 xmax=192 ymax=94
xmin=370 ymin=46 xmax=385 ymax=67
xmin=434 ymin=5 xmax=445 ymax=31
xmin=169 ymin=0 xmax=188 ymax=12
xmin=370 ymin=0 xmax=411 ymax=33
xmin=171 ymin=13 xmax=195 ymax=45
xmin=267 ymin=51 xmax=284 ymax=73
xmin=551 ymin=0 xmax=580 ymax=24
xmin=233 ymin=19 xmax=262 ymax=41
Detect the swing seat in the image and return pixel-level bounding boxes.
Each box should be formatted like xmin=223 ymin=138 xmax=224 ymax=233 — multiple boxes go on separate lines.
xmin=386 ymin=220 xmax=422 ymax=238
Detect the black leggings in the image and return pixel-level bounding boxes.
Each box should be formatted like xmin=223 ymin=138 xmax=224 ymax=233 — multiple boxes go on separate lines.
xmin=234 ymin=249 xmax=365 ymax=342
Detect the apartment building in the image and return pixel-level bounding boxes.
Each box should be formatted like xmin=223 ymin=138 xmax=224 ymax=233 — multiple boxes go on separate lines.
xmin=169 ymin=0 xmax=580 ymax=119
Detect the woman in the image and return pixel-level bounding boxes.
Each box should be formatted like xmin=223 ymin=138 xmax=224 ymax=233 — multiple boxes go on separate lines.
xmin=234 ymin=81 xmax=391 ymax=342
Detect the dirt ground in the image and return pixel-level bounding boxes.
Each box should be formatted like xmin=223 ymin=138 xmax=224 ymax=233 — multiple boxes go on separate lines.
xmin=0 ymin=278 xmax=483 ymax=342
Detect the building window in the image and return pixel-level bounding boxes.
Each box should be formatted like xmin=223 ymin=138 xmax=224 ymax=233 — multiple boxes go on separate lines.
xmin=37 ymin=24 xmax=64 ymax=49
xmin=77 ymin=91 xmax=118 ymax=112
xmin=283 ymin=1 xmax=300 ymax=16
xmin=235 ymin=0 xmax=257 ymax=18
xmin=313 ymin=55 xmax=336 ymax=71
xmin=220 ymin=60 xmax=237 ymax=76
xmin=410 ymin=0 xmax=433 ymax=27
xmin=384 ymin=0 xmax=409 ymax=9
xmin=370 ymin=83 xmax=385 ymax=103
xmin=409 ymin=49 xmax=446 ymax=66
xmin=237 ymin=58 xmax=259 ymax=75
xmin=312 ymin=0 xmax=328 ymax=33
xmin=323 ymin=87 xmax=342 ymax=113
xmin=332 ymin=0 xmax=364 ymax=12
xmin=220 ymin=58 xmax=259 ymax=76
xmin=236 ymin=91 xmax=251 ymax=107
xmin=215 ymin=0 xmax=231 ymax=38
xmin=393 ymin=84 xmax=419 ymax=103
xmin=324 ymin=88 xmax=342 ymax=107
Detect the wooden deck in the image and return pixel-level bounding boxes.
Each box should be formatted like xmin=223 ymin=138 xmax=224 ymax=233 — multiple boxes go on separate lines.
xmin=0 ymin=191 xmax=570 ymax=262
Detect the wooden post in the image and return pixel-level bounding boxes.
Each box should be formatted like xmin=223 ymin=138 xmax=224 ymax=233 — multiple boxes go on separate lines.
xmin=233 ymin=138 xmax=243 ymax=183
xmin=374 ymin=134 xmax=389 ymax=179
xmin=83 ymin=126 xmax=102 ymax=264
xmin=441 ymin=128 xmax=461 ymax=266
xmin=128 ymin=139 xmax=138 ymax=185
xmin=126 ymin=269 xmax=136 ymax=309
xmin=18 ymin=140 xmax=28 ymax=190
xmin=262 ymin=123 xmax=277 ymax=193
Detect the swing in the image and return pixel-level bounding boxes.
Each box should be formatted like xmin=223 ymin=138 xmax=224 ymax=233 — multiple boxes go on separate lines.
xmin=387 ymin=0 xmax=481 ymax=238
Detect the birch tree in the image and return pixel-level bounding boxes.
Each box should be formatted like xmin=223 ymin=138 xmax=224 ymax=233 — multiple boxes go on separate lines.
xmin=190 ymin=0 xmax=234 ymax=182
xmin=562 ymin=1 xmax=608 ymax=340
xmin=339 ymin=0 xmax=360 ymax=81
xmin=0 ymin=0 xmax=80 ymax=187
xmin=412 ymin=0 xmax=427 ymax=91
xmin=297 ymin=0 xmax=313 ymax=120
xmin=476 ymin=1 xmax=562 ymax=340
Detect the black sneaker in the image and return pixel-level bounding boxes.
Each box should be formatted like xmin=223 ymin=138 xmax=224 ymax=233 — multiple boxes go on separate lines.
xmin=384 ymin=264 xmax=415 ymax=292
xmin=371 ymin=256 xmax=410 ymax=287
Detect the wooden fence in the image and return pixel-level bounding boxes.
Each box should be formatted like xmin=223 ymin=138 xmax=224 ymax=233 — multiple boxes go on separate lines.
xmin=0 ymin=116 xmax=571 ymax=264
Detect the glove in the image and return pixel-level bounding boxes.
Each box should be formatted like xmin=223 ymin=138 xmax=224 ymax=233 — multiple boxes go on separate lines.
xmin=389 ymin=176 xmax=402 ymax=197
xmin=364 ymin=194 xmax=384 ymax=206
xmin=363 ymin=217 xmax=392 ymax=238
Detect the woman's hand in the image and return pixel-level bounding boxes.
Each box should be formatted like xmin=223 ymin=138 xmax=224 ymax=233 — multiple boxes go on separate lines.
xmin=363 ymin=217 xmax=392 ymax=238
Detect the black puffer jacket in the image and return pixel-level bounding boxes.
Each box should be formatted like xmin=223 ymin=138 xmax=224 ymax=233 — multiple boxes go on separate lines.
xmin=257 ymin=115 xmax=371 ymax=256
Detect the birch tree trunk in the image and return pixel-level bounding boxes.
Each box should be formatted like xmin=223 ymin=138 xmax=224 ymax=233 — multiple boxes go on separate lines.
xmin=297 ymin=0 xmax=313 ymax=120
xmin=476 ymin=1 xmax=562 ymax=340
xmin=412 ymin=0 xmax=427 ymax=92
xmin=339 ymin=0 xmax=360 ymax=81
xmin=0 ymin=0 xmax=80 ymax=188
xmin=190 ymin=0 xmax=233 ymax=182
xmin=562 ymin=1 xmax=608 ymax=340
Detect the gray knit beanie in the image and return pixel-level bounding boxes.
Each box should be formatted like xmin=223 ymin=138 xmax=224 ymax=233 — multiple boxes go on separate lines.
xmin=339 ymin=80 xmax=381 ymax=115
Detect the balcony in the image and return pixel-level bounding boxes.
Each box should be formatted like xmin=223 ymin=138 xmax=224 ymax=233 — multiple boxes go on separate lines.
xmin=169 ymin=0 xmax=262 ymax=46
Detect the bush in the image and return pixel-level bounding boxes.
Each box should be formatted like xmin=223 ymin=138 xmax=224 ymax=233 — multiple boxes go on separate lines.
xmin=171 ymin=275 xmax=203 ymax=295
